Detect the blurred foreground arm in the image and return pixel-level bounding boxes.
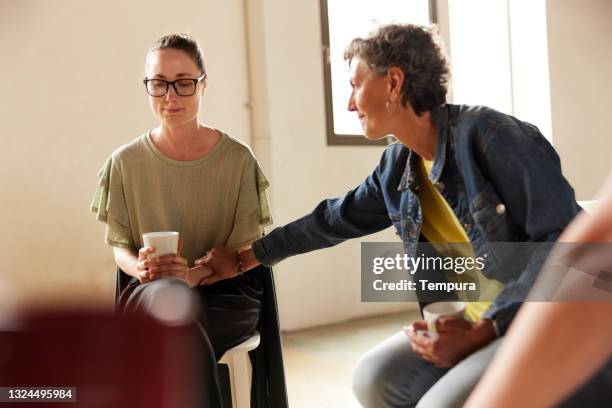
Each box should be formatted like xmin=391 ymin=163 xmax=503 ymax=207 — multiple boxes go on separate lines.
xmin=465 ymin=302 xmax=612 ymax=408
xmin=466 ymin=171 xmax=612 ymax=408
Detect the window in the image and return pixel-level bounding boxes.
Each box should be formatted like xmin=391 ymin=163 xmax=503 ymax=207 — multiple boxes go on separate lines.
xmin=320 ymin=0 xmax=552 ymax=145
xmin=445 ymin=0 xmax=552 ymax=141
xmin=320 ymin=0 xmax=435 ymax=145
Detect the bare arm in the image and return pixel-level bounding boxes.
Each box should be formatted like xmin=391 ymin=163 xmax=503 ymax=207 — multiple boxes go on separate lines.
xmin=466 ymin=302 xmax=612 ymax=408
xmin=466 ymin=171 xmax=612 ymax=407
xmin=113 ymin=247 xmax=138 ymax=278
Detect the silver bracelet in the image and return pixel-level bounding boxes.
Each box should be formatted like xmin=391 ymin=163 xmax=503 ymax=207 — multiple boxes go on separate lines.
xmin=236 ymin=250 xmax=245 ymax=275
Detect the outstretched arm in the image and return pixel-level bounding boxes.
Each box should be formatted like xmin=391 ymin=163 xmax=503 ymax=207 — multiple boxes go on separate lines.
xmin=196 ymin=152 xmax=396 ymax=281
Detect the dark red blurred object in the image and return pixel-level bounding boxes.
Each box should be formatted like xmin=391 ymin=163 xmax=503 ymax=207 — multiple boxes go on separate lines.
xmin=0 ymin=310 xmax=202 ymax=408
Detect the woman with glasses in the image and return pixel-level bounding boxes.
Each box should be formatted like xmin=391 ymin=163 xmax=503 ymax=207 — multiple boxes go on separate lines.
xmin=90 ymin=33 xmax=272 ymax=407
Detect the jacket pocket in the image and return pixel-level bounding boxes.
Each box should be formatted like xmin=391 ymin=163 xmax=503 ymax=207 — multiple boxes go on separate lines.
xmin=471 ymin=182 xmax=509 ymax=240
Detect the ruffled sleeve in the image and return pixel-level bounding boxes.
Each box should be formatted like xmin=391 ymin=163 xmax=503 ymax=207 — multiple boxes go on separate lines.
xmin=256 ymin=161 xmax=273 ymax=227
xmin=90 ymin=155 xmax=134 ymax=248
xmin=225 ymin=156 xmax=273 ymax=249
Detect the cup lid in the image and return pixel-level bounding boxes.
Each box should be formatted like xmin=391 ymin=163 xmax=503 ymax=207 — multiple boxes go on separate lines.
xmin=142 ymin=231 xmax=179 ymax=238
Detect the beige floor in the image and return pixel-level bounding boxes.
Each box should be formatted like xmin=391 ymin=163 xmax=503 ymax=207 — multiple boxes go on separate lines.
xmin=282 ymin=310 xmax=420 ymax=407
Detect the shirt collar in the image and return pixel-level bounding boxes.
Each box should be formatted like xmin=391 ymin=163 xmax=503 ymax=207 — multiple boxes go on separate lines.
xmin=429 ymin=104 xmax=448 ymax=184
xmin=397 ymin=104 xmax=449 ymax=191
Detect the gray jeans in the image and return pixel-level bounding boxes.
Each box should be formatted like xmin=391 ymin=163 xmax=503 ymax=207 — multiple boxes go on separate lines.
xmin=352 ymin=331 xmax=501 ymax=408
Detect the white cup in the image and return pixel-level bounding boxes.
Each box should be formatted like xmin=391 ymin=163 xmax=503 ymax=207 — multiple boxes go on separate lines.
xmin=423 ymin=301 xmax=466 ymax=336
xmin=142 ymin=231 xmax=179 ymax=258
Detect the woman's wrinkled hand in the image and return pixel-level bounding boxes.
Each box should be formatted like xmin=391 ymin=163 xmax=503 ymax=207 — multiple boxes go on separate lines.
xmin=194 ymin=245 xmax=240 ymax=285
xmin=405 ymin=318 xmax=495 ymax=368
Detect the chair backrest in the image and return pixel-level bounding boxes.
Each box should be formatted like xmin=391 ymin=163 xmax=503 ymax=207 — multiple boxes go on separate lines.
xmin=249 ymin=265 xmax=289 ymax=408
xmin=578 ymin=199 xmax=603 ymax=215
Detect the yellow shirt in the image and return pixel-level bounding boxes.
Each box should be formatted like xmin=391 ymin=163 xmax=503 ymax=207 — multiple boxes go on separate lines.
xmin=417 ymin=158 xmax=503 ymax=321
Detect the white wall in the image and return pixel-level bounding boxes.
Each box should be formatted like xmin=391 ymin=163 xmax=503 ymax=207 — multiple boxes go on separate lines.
xmin=546 ymin=0 xmax=612 ymax=199
xmin=0 ymin=0 xmax=251 ymax=307
xmin=253 ymin=0 xmax=415 ymax=331
xmin=0 ymin=0 xmax=413 ymax=328
xmin=2 ymin=0 xmax=611 ymax=331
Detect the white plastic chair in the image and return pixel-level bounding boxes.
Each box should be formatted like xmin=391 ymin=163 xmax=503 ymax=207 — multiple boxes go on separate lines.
xmin=219 ymin=331 xmax=261 ymax=408
xmin=578 ymin=199 xmax=602 ymax=215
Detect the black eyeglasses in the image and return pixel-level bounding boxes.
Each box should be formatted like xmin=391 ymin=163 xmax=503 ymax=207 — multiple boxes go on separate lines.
xmin=143 ymin=73 xmax=207 ymax=97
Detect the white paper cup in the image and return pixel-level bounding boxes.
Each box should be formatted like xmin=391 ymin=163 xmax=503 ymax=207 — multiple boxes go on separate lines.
xmin=142 ymin=231 xmax=179 ymax=258
xmin=423 ymin=301 xmax=466 ymax=335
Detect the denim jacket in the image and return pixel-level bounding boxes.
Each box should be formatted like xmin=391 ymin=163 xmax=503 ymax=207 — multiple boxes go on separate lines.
xmin=252 ymin=104 xmax=580 ymax=336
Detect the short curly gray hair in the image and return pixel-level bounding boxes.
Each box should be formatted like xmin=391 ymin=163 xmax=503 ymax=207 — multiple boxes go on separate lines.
xmin=344 ymin=23 xmax=449 ymax=116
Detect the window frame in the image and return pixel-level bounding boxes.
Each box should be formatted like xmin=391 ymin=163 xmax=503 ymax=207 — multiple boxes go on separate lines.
xmin=320 ymin=0 xmax=438 ymax=146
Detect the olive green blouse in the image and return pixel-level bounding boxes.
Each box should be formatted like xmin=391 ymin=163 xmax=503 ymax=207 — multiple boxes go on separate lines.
xmin=90 ymin=131 xmax=272 ymax=266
